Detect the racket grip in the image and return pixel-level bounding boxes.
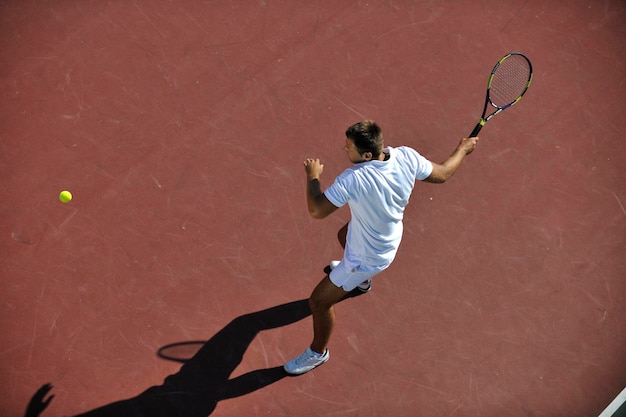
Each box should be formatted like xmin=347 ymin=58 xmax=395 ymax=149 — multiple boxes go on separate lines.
xmin=468 ymin=123 xmax=483 ymax=138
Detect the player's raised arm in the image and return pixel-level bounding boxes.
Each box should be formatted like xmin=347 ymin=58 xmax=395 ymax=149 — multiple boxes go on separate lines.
xmin=304 ymin=158 xmax=339 ymax=219
xmin=424 ymin=137 xmax=478 ymax=183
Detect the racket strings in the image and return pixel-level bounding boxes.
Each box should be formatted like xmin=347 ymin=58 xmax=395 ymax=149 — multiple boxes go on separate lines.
xmin=489 ymin=55 xmax=531 ymax=108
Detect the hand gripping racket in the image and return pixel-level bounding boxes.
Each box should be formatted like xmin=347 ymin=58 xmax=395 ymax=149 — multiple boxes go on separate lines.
xmin=469 ymin=52 xmax=532 ymax=138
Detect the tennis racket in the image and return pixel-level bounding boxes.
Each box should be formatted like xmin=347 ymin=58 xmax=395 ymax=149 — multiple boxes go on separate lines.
xmin=469 ymin=52 xmax=532 ymax=138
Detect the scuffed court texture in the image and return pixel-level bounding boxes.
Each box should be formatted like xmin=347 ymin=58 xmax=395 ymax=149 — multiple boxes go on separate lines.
xmin=1 ymin=1 xmax=625 ymax=416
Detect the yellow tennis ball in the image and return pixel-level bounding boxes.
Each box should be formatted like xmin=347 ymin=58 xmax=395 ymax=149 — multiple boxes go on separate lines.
xmin=59 ymin=190 xmax=72 ymax=203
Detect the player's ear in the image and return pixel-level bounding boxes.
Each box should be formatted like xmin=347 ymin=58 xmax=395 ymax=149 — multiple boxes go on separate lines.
xmin=362 ymin=151 xmax=373 ymax=161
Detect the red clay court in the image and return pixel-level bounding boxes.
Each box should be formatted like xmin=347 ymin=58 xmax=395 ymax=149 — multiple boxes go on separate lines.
xmin=1 ymin=1 xmax=625 ymax=416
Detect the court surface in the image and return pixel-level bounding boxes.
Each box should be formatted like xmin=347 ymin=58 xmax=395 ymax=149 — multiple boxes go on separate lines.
xmin=1 ymin=1 xmax=625 ymax=416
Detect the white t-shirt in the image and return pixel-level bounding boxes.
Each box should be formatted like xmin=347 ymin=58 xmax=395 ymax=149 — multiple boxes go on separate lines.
xmin=324 ymin=146 xmax=433 ymax=268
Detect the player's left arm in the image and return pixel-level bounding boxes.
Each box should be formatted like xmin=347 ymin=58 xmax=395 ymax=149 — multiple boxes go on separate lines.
xmin=304 ymin=158 xmax=339 ymax=219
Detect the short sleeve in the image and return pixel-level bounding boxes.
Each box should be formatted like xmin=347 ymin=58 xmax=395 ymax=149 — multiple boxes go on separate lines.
xmin=324 ymin=171 xmax=353 ymax=208
xmin=401 ymin=146 xmax=433 ymax=181
xmin=415 ymin=155 xmax=433 ymax=180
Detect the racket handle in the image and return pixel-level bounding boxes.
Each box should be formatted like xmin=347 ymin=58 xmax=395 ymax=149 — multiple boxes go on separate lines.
xmin=468 ymin=122 xmax=483 ymax=138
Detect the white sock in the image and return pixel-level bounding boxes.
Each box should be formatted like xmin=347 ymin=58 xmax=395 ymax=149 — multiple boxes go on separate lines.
xmin=309 ymin=347 xmax=324 ymax=357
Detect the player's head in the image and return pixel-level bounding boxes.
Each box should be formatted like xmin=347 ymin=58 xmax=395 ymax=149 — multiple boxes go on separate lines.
xmin=345 ymin=120 xmax=384 ymax=160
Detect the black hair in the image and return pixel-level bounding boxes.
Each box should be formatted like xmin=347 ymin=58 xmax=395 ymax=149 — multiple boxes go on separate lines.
xmin=345 ymin=120 xmax=384 ymax=158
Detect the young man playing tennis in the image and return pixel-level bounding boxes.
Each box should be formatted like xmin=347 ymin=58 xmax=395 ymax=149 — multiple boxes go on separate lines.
xmin=284 ymin=120 xmax=478 ymax=375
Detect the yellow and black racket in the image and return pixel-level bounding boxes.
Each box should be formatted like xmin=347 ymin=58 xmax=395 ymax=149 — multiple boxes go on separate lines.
xmin=469 ymin=52 xmax=532 ymax=138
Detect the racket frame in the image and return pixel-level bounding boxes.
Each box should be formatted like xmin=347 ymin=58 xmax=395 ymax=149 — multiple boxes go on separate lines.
xmin=469 ymin=52 xmax=532 ymax=138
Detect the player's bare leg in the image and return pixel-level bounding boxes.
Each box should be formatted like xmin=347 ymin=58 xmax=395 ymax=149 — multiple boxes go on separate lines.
xmin=309 ymin=276 xmax=348 ymax=354
xmin=284 ymin=276 xmax=347 ymax=375
xmin=338 ymin=222 xmax=348 ymax=249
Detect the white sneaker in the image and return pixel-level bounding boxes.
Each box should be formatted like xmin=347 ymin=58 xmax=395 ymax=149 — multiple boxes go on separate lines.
xmin=357 ymin=279 xmax=372 ymax=293
xmin=284 ymin=347 xmax=330 ymax=375
xmin=323 ymin=260 xmax=341 ymax=275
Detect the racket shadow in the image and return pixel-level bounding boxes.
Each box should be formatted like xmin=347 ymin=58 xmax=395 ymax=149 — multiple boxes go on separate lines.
xmin=71 ymin=298 xmax=313 ymax=417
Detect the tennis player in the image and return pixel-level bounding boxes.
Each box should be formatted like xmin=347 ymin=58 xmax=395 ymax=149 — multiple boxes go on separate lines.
xmin=284 ymin=120 xmax=478 ymax=375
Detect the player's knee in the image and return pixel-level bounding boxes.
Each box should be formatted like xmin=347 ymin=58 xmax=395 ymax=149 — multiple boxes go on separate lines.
xmin=308 ymin=291 xmax=333 ymax=313
xmin=308 ymin=294 xmax=323 ymax=312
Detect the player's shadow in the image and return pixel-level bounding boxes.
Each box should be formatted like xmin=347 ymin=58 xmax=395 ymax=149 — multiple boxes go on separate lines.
xmin=69 ymin=298 xmax=309 ymax=417
xmin=61 ymin=290 xmax=364 ymax=417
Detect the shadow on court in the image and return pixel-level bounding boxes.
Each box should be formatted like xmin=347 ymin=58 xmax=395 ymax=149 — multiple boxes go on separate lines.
xmin=25 ymin=290 xmax=365 ymax=417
